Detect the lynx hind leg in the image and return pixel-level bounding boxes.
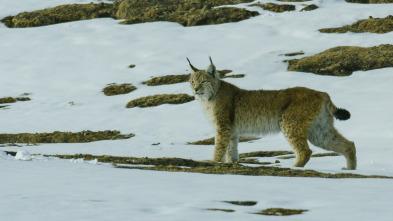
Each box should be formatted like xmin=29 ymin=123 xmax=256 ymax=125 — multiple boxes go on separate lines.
xmin=308 ymin=113 xmax=357 ymax=170
xmin=280 ymin=121 xmax=312 ymax=167
xmin=224 ymin=134 xmax=239 ymax=163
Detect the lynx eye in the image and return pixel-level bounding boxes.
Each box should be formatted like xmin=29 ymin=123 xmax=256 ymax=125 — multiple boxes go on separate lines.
xmin=190 ymin=80 xmax=195 ymax=84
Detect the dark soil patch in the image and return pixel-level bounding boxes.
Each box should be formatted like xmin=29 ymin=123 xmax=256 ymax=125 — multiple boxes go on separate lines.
xmin=1 ymin=3 xmax=117 ymax=28
xmin=224 ymin=201 xmax=258 ymax=206
xmin=250 ymin=2 xmax=296 ymax=13
xmin=125 ymin=94 xmax=195 ymax=108
xmin=0 ymin=96 xmax=31 ymax=104
xmin=117 ymin=0 xmax=259 ymax=27
xmin=50 ymin=153 xmax=392 ymax=178
xmin=300 ymin=4 xmax=319 ymax=11
xmin=255 ymin=208 xmax=308 ymax=216
xmin=0 ymin=130 xmax=134 ymax=144
xmin=102 ymin=83 xmax=136 ymax=96
xmin=206 ymin=208 xmax=235 ymax=212
xmin=143 ymin=70 xmax=242 ymax=86
xmin=286 ymin=44 xmax=393 ymax=76
xmin=346 ymin=0 xmax=393 ymax=3
xmin=188 ymin=136 xmax=260 ymax=145
xmin=320 ymin=15 xmax=393 ymax=34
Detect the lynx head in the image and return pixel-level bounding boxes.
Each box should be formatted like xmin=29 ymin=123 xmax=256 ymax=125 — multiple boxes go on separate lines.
xmin=187 ymin=57 xmax=220 ymax=101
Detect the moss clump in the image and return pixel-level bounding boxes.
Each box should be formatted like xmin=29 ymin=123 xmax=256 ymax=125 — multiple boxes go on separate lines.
xmin=346 ymin=0 xmax=393 ymax=3
xmin=300 ymin=4 xmax=319 ymax=11
xmin=0 ymin=130 xmax=134 ymax=144
xmin=250 ymin=2 xmax=296 ymax=13
xmin=117 ymin=0 xmax=259 ymax=27
xmin=102 ymin=83 xmax=136 ymax=96
xmin=1 ymin=3 xmax=117 ymax=28
xmin=224 ymin=201 xmax=258 ymax=206
xmin=320 ymin=15 xmax=393 ymax=34
xmin=0 ymin=96 xmax=31 ymax=104
xmin=255 ymin=208 xmax=308 ymax=216
xmin=188 ymin=136 xmax=260 ymax=145
xmin=287 ymin=44 xmax=393 ymax=76
xmin=126 ymin=94 xmax=195 ymax=108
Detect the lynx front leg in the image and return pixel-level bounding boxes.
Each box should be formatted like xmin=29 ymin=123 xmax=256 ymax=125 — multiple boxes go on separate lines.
xmin=225 ymin=134 xmax=239 ymax=163
xmin=213 ymin=127 xmax=232 ymax=162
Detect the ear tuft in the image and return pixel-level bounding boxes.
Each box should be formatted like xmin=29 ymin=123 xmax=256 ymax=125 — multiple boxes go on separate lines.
xmin=206 ymin=57 xmax=216 ymax=78
xmin=186 ymin=57 xmax=199 ymax=72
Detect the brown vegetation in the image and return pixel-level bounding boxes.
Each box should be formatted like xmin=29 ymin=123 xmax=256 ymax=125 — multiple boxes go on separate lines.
xmin=250 ymin=2 xmax=296 ymax=13
xmin=102 ymin=83 xmax=136 ymax=96
xmin=2 ymin=0 xmax=259 ymax=28
xmin=320 ymin=15 xmax=393 ymax=34
xmin=255 ymin=208 xmax=308 ymax=216
xmin=0 ymin=130 xmax=134 ymax=144
xmin=125 ymin=94 xmax=195 ymax=108
xmin=287 ymin=44 xmax=393 ymax=76
xmin=346 ymin=0 xmax=393 ymax=3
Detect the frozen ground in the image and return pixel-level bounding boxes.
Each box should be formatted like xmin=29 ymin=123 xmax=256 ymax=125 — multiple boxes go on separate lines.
xmin=1 ymin=0 xmax=393 ymax=220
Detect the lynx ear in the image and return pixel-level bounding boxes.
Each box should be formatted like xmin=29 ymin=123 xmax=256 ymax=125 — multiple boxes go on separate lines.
xmin=186 ymin=57 xmax=199 ymax=73
xmin=205 ymin=56 xmax=216 ymax=78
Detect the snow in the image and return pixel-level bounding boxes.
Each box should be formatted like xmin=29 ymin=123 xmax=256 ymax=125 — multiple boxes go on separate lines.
xmin=1 ymin=0 xmax=393 ymax=220
xmin=14 ymin=150 xmax=32 ymax=161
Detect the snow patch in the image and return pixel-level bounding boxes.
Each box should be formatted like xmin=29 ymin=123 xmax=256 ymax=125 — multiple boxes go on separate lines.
xmin=14 ymin=150 xmax=32 ymax=161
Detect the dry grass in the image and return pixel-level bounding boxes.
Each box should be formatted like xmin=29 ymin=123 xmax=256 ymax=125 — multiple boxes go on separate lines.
xmin=1 ymin=3 xmax=117 ymax=28
xmin=188 ymin=136 xmax=260 ymax=145
xmin=0 ymin=130 xmax=134 ymax=144
xmin=102 ymin=83 xmax=136 ymax=96
xmin=287 ymin=44 xmax=393 ymax=76
xmin=320 ymin=15 xmax=393 ymax=34
xmin=250 ymin=2 xmax=296 ymax=13
xmin=117 ymin=0 xmax=259 ymax=27
xmin=125 ymin=94 xmax=195 ymax=108
xmin=346 ymin=0 xmax=393 ymax=3
xmin=0 ymin=96 xmax=30 ymax=104
xmin=255 ymin=208 xmax=308 ymax=216
xmin=47 ymin=153 xmax=393 ymax=178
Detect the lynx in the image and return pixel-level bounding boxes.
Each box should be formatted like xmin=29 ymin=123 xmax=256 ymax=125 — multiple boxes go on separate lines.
xmin=187 ymin=57 xmax=357 ymax=170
